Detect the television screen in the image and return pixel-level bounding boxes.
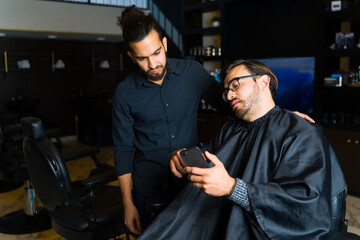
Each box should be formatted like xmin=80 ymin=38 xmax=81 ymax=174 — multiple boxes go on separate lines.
xmin=255 ymin=57 xmax=315 ymax=114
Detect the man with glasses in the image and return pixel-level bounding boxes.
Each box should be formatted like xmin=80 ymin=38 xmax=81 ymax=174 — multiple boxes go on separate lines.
xmin=138 ymin=59 xmax=346 ymax=239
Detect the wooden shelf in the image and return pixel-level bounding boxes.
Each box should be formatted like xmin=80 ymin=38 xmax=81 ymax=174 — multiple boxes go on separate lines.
xmin=322 ymin=5 xmax=360 ymax=21
xmin=317 ymin=3 xmax=360 ymax=130
xmin=0 ymin=51 xmax=123 ymax=73
xmin=322 ymin=48 xmax=360 ymax=57
xmin=184 ymin=26 xmax=221 ymax=36
xmin=322 ymin=86 xmax=360 ymax=95
xmin=185 ymin=55 xmax=221 ymax=62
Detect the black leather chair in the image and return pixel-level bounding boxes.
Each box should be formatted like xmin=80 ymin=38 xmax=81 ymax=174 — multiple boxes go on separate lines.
xmin=0 ymin=121 xmax=53 ymax=234
xmin=330 ymin=189 xmax=348 ymax=233
xmin=0 ymin=116 xmax=114 ymax=234
xmin=22 ymin=117 xmax=130 ymax=240
xmin=0 ymin=116 xmax=61 ymax=189
xmin=320 ymin=189 xmax=360 ymax=240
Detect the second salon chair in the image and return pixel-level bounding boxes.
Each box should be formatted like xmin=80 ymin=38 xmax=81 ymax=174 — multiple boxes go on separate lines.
xmin=22 ymin=117 xmax=130 ymax=240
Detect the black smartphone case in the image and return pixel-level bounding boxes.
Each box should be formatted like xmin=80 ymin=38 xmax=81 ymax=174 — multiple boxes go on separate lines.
xmin=180 ymin=147 xmax=209 ymax=168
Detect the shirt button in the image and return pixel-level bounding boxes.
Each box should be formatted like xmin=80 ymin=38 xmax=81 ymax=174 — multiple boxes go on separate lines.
xmin=171 ymin=135 xmax=175 ymax=138
xmin=165 ymin=103 xmax=169 ymax=107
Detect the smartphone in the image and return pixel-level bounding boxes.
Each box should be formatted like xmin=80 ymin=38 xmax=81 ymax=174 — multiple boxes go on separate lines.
xmin=180 ymin=147 xmax=209 ymax=168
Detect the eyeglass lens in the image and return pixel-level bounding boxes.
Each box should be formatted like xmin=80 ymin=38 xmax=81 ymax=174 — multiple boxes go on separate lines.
xmin=222 ymin=78 xmax=240 ymax=101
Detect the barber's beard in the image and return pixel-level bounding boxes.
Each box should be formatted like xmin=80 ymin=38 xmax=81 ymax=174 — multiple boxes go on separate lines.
xmin=140 ymin=60 xmax=169 ymax=81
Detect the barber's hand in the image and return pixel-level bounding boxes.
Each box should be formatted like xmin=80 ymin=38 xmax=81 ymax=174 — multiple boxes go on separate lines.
xmin=169 ymin=148 xmax=186 ymax=178
xmin=124 ymin=203 xmax=142 ymax=235
xmin=185 ymin=151 xmax=235 ymax=197
xmin=293 ymin=111 xmax=315 ymax=123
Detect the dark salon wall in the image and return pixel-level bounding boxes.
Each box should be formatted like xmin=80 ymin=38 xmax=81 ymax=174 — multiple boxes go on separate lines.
xmin=0 ymin=36 xmax=185 ymax=135
xmin=223 ymin=0 xmax=319 ymax=61
xmin=152 ymin=0 xmax=319 ymax=65
xmin=0 ymin=38 xmax=131 ymax=134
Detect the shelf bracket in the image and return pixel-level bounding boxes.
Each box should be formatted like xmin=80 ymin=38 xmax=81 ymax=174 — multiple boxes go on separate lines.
xmin=4 ymin=51 xmax=8 ymax=73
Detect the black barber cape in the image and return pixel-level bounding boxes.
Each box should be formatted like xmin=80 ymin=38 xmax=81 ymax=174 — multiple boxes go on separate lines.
xmin=138 ymin=106 xmax=347 ymax=240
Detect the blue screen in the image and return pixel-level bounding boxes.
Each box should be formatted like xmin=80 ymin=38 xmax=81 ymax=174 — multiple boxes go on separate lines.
xmin=256 ymin=57 xmax=315 ymax=113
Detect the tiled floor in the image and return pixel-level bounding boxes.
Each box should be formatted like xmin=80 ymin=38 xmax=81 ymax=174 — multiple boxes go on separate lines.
xmin=347 ymin=195 xmax=360 ymax=235
xmin=0 ymin=140 xmax=359 ymax=239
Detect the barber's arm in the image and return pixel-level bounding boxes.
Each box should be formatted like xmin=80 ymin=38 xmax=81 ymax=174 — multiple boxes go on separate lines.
xmin=118 ymin=174 xmax=142 ymax=234
xmin=193 ymin=61 xmax=231 ymax=114
xmin=112 ymin=93 xmax=141 ymax=234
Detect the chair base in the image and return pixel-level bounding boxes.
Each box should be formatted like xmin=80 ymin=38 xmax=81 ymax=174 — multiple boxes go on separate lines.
xmin=0 ymin=208 xmax=51 ymax=234
xmin=0 ymin=180 xmax=23 ymax=193
xmin=52 ymin=218 xmax=130 ymax=240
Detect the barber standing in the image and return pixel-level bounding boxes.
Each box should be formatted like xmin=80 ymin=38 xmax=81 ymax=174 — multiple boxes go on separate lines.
xmin=112 ymin=6 xmax=225 ymax=234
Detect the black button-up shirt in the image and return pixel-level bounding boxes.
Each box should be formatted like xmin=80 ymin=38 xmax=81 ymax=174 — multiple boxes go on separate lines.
xmin=112 ymin=58 xmax=223 ymax=199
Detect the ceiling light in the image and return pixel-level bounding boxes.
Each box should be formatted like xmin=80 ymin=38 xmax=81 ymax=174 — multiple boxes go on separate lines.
xmin=47 ymin=35 xmax=57 ymax=39
xmin=96 ymin=37 xmax=106 ymax=41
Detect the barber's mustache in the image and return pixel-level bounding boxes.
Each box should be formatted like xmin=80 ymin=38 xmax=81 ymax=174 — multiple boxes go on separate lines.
xmin=147 ymin=65 xmax=163 ymax=73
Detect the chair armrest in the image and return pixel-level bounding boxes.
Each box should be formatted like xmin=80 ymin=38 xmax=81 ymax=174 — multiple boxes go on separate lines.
xmin=11 ymin=128 xmax=62 ymax=143
xmin=73 ymin=169 xmax=117 ymax=189
xmin=322 ymin=232 xmax=360 ymax=240
xmin=3 ymin=123 xmax=22 ymax=135
xmin=11 ymin=134 xmax=26 ymax=143
xmin=44 ymin=128 xmax=62 ymax=138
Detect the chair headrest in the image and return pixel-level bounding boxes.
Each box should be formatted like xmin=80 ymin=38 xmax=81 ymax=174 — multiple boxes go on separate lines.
xmin=20 ymin=117 xmax=46 ymax=140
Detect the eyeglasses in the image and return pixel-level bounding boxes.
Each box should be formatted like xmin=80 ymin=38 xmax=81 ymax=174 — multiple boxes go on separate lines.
xmin=222 ymin=75 xmax=261 ymax=102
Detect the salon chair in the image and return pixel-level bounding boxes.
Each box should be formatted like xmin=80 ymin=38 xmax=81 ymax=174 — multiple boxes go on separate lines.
xmin=322 ymin=189 xmax=360 ymax=239
xmin=0 ymin=123 xmax=52 ymax=234
xmin=22 ymin=117 xmax=129 ymax=240
xmin=0 ymin=115 xmax=62 ymax=187
xmin=0 ymin=116 xmax=114 ymax=234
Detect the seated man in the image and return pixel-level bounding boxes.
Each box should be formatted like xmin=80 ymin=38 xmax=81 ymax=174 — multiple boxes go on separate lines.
xmin=138 ymin=59 xmax=347 ymax=239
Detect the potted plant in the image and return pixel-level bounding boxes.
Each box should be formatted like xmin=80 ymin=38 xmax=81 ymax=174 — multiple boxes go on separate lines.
xmin=211 ymin=16 xmax=221 ymax=27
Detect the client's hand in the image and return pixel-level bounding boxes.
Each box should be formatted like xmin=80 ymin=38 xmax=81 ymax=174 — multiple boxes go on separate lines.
xmin=185 ymin=151 xmax=236 ymax=197
xmin=169 ymin=148 xmax=186 ymax=178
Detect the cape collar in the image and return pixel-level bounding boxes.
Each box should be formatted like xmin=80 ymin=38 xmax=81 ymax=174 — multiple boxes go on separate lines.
xmin=239 ymin=106 xmax=279 ymax=130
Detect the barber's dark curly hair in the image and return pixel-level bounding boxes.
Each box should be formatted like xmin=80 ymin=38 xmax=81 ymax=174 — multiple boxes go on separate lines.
xmin=117 ymin=6 xmax=163 ymax=45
